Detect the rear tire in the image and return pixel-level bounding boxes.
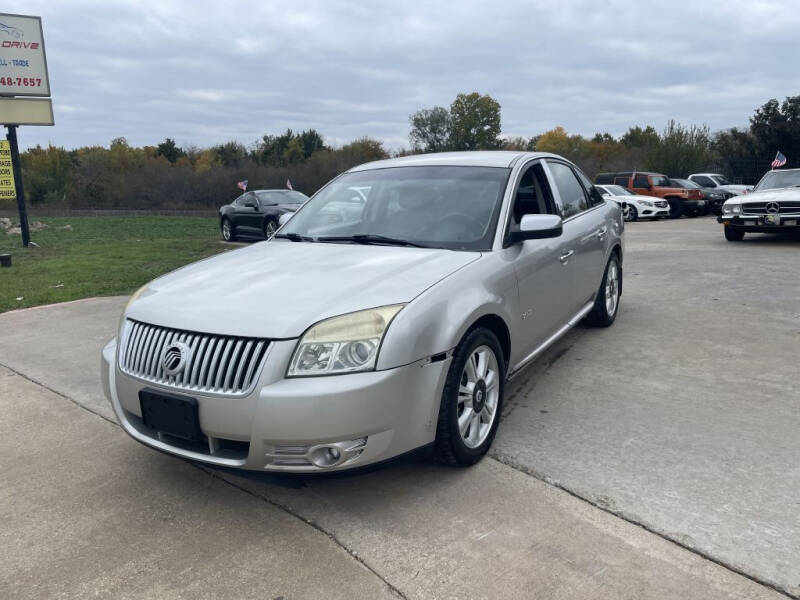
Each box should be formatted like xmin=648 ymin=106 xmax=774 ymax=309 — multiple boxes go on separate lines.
xmin=724 ymin=226 xmax=745 ymax=242
xmin=586 ymin=254 xmax=621 ymax=327
xmin=432 ymin=328 xmax=505 ymax=467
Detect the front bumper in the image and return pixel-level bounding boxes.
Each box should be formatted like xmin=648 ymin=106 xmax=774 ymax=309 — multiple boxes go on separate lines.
xmin=102 ymin=338 xmax=450 ymax=472
xmin=717 ymin=215 xmax=800 ymax=231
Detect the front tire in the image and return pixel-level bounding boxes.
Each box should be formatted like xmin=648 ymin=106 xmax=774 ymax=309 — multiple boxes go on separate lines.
xmin=432 ymin=328 xmax=505 ymax=467
xmin=724 ymin=226 xmax=745 ymax=242
xmin=263 ymin=217 xmax=278 ymax=239
xmin=586 ymin=254 xmax=621 ymax=327
xmin=667 ymin=198 xmax=683 ymax=219
xmin=221 ymin=218 xmax=235 ymax=242
xmin=623 ymin=204 xmax=638 ymax=222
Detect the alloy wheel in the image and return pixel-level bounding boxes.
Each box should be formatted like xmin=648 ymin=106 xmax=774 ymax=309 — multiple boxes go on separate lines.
xmin=457 ymin=345 xmax=500 ymax=449
xmin=605 ymin=261 xmax=620 ymax=316
xmin=222 ymin=220 xmax=232 ymax=241
xmin=264 ymin=219 xmax=277 ymax=238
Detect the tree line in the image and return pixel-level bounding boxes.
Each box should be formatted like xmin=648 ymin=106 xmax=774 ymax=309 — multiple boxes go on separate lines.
xmin=9 ymin=92 xmax=799 ymax=211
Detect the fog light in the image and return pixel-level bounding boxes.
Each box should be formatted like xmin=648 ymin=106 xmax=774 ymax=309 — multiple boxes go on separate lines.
xmin=310 ymin=446 xmax=342 ymax=467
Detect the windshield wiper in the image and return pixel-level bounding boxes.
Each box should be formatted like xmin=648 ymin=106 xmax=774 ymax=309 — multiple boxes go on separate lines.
xmin=274 ymin=232 xmax=314 ymax=242
xmin=316 ymin=234 xmax=428 ymax=248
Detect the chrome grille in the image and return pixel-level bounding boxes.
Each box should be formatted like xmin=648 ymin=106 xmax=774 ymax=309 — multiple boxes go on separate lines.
xmin=119 ymin=320 xmax=270 ymax=395
xmin=654 ymin=201 xmax=668 ymax=208
xmin=742 ymin=201 xmax=800 ymax=215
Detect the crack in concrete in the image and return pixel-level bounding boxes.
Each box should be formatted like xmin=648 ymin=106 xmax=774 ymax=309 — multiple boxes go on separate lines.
xmin=489 ymin=450 xmax=798 ymax=600
xmin=4 ymin=359 xmax=794 ymax=600
xmin=0 ymin=361 xmax=407 ymax=600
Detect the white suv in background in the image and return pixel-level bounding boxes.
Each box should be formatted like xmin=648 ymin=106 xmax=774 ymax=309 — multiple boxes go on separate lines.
xmin=688 ymin=173 xmax=752 ymax=196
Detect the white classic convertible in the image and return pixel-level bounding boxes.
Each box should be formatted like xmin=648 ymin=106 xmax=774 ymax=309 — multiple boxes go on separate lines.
xmin=718 ymin=168 xmax=800 ymax=241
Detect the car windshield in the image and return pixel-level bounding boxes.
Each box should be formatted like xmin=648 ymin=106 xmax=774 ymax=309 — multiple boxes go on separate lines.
xmin=605 ymin=185 xmax=632 ymax=196
xmin=650 ymin=175 xmax=671 ymax=186
xmin=753 ymin=169 xmax=800 ymax=192
xmin=256 ymin=190 xmax=308 ymax=205
xmin=280 ymin=166 xmax=510 ymax=251
xmin=712 ymin=175 xmax=731 ymax=185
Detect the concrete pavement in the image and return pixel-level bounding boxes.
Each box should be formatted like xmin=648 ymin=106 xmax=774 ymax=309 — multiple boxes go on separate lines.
xmin=1 ymin=217 xmax=797 ymax=598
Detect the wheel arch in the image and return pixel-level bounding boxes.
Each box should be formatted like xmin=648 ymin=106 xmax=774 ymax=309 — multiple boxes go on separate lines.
xmin=464 ymin=314 xmax=511 ymax=370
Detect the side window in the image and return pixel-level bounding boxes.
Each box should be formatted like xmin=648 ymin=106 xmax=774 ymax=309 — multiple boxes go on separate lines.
xmin=233 ymin=194 xmax=246 ymax=206
xmin=613 ymin=176 xmax=629 ymax=187
xmin=547 ymin=161 xmax=589 ymax=219
xmin=633 ymin=175 xmax=650 ymax=188
xmin=694 ymin=176 xmax=714 ymax=187
xmin=574 ymin=168 xmax=605 ymax=206
xmin=509 ymin=162 xmax=557 ymax=230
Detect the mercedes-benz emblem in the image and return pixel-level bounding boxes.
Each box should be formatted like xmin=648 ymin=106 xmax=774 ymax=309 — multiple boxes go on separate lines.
xmin=162 ymin=342 xmax=190 ymax=376
xmin=765 ymin=201 xmax=780 ymax=214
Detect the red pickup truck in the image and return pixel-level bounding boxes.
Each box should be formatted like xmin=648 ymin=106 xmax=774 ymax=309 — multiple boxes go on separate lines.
xmin=595 ymin=171 xmax=706 ymax=218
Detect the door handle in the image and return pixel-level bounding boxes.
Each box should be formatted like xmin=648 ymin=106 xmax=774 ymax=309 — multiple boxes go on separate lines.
xmin=559 ymin=250 xmax=574 ymax=263
xmin=595 ymin=227 xmax=608 ymax=240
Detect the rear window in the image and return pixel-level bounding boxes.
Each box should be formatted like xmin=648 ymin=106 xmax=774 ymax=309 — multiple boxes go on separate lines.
xmin=595 ymin=173 xmax=614 ymax=184
xmin=613 ymin=176 xmax=630 ymax=186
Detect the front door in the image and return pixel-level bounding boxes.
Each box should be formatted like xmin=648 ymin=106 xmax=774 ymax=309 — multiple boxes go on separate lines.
xmin=505 ymin=161 xmax=580 ymax=358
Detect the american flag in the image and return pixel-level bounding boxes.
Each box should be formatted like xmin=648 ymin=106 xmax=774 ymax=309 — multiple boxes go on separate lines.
xmin=286 ymin=178 xmax=293 ymax=191
xmin=771 ymin=152 xmax=787 ymax=168
xmin=237 ymin=179 xmax=248 ymax=191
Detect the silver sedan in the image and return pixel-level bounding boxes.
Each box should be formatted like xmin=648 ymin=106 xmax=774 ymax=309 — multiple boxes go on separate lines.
xmin=102 ymin=151 xmax=624 ymax=472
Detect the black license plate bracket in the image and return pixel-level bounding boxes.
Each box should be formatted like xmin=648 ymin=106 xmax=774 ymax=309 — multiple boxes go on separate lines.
xmin=139 ymin=389 xmax=203 ymax=442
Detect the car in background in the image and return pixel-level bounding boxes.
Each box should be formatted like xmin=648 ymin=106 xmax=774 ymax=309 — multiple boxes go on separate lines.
xmin=717 ymin=168 xmax=800 ymax=241
xmin=595 ymin=184 xmax=670 ymax=221
xmin=102 ymin=151 xmax=624 ymax=473
xmin=669 ymin=178 xmax=730 ymax=215
xmin=688 ymin=173 xmax=752 ymax=196
xmin=219 ymin=189 xmax=309 ymax=241
xmin=595 ymin=171 xmax=705 ymax=218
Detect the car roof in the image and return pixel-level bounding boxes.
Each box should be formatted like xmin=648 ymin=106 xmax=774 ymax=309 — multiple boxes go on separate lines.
xmin=689 ymin=173 xmax=722 ymax=177
xmin=347 ymin=151 xmax=563 ymax=172
xmin=252 ymin=189 xmax=303 ymax=193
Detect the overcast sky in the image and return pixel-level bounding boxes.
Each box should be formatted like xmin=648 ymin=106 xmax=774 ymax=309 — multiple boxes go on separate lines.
xmin=6 ymin=0 xmax=800 ymax=151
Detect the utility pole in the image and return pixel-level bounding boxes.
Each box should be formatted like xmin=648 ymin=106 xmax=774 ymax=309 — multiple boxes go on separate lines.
xmin=6 ymin=125 xmax=30 ymax=247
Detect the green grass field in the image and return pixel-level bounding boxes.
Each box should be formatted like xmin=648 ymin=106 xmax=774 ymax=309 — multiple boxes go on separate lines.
xmin=0 ymin=216 xmax=231 ymax=313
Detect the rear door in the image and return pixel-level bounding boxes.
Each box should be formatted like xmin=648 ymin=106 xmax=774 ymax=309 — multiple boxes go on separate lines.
xmin=544 ymin=160 xmax=607 ymax=308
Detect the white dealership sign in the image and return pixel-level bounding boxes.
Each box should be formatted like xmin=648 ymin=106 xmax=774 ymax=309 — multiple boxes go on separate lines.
xmin=0 ymin=13 xmax=50 ymax=97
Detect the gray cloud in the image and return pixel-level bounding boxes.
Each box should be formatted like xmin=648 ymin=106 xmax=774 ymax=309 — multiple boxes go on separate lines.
xmin=7 ymin=0 xmax=800 ymax=150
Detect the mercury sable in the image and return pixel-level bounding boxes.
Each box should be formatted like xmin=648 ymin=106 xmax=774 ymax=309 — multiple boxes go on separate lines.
xmin=101 ymin=151 xmax=624 ymax=472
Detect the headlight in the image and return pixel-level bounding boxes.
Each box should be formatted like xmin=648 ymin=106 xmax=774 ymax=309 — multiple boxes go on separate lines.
xmin=722 ymin=203 xmax=741 ymax=215
xmin=639 ymin=200 xmax=653 ymax=207
xmin=288 ymin=304 xmax=405 ymax=377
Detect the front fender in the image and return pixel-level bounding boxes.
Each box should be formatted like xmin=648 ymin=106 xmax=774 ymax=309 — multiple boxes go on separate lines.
xmin=376 ymin=253 xmax=519 ymax=370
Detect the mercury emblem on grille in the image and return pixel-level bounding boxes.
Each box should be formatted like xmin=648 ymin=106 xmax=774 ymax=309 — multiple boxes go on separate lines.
xmin=162 ymin=342 xmax=191 ymax=376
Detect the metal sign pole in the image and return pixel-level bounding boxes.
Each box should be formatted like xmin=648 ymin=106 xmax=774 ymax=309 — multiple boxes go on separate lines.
xmin=6 ymin=125 xmax=30 ymax=248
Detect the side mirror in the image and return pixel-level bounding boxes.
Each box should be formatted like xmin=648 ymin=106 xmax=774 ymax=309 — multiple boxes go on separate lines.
xmin=507 ymin=214 xmax=563 ymax=245
xmin=244 ymin=200 xmax=257 ymax=208
xmin=278 ymin=213 xmax=292 ymax=226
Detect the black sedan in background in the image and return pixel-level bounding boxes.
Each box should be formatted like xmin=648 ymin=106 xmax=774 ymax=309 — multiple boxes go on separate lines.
xmin=669 ymin=178 xmax=732 ymax=215
xmin=219 ymin=189 xmax=309 ymax=241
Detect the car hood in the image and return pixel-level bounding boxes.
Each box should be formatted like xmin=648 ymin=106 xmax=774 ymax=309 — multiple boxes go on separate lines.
xmin=126 ymin=241 xmax=480 ymax=338
xmin=736 ymin=186 xmax=800 ymax=204
xmin=721 ymin=184 xmax=752 ymax=193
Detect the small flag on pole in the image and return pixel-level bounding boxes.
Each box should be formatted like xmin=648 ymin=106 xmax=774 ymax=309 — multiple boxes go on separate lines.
xmin=771 ymin=152 xmax=787 ymax=168
xmin=237 ymin=179 xmax=248 ymax=191
xmin=286 ymin=178 xmax=293 ymax=191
